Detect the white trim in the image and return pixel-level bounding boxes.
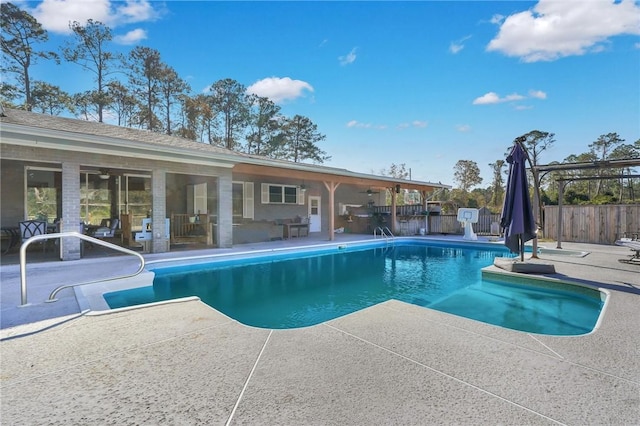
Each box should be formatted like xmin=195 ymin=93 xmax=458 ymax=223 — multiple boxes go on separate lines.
xmin=261 ymin=183 xmax=301 ymax=204
xmin=1 ymin=126 xmax=238 ymax=169
xmin=244 ymin=182 xmax=254 ymax=219
xmin=308 ymin=196 xmax=321 ymax=232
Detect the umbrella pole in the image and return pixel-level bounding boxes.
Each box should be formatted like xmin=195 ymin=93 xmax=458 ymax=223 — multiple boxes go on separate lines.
xmin=520 ymin=236 xmax=524 ymax=262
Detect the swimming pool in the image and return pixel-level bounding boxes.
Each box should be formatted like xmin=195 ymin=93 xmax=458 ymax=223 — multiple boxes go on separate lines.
xmin=104 ymin=241 xmax=605 ymax=335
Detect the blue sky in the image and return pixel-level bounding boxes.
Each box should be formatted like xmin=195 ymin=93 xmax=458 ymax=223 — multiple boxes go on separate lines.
xmin=17 ymin=0 xmax=640 ymax=187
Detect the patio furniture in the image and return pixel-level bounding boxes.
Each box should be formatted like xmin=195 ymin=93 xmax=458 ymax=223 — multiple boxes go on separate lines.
xmin=1 ymin=226 xmax=21 ymax=254
xmin=279 ymin=218 xmax=309 ymax=239
xmin=134 ymin=218 xmax=170 ymax=252
xmin=171 ymin=214 xmax=212 ymax=245
xmin=19 ymin=220 xmax=48 ymax=252
xmin=615 ymin=238 xmax=640 ymax=264
xmin=120 ymin=213 xmax=132 ymax=246
xmin=91 ymin=218 xmax=120 ymax=239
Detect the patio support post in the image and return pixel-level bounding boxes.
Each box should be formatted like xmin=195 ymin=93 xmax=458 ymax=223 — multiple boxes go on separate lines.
xmin=422 ymin=190 xmax=428 ymax=234
xmin=556 ymin=180 xmax=564 ymax=249
xmin=61 ymin=161 xmax=81 ymax=261
xmin=323 ymin=181 xmax=339 ymax=241
xmin=151 ymin=169 xmax=167 ymax=253
xmin=391 ymin=187 xmax=397 ymax=234
xmin=217 ymin=171 xmax=233 ymax=248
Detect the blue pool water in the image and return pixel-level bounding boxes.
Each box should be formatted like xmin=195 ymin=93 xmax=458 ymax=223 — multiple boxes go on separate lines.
xmin=104 ymin=242 xmax=604 ymax=335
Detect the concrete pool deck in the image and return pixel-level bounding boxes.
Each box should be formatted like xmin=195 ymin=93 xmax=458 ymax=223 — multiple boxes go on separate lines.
xmin=1 ymin=235 xmax=639 ymax=424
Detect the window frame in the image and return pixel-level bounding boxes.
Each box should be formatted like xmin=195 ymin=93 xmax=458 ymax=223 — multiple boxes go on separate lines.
xmin=261 ymin=183 xmax=303 ymax=205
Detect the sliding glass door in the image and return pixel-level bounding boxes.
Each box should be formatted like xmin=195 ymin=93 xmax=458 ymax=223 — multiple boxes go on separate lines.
xmin=25 ymin=167 xmax=61 ymax=223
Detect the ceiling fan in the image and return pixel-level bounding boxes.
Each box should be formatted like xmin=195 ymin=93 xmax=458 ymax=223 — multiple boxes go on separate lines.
xmin=98 ymin=169 xmax=111 ymax=180
xmin=359 ymin=188 xmax=380 ymax=196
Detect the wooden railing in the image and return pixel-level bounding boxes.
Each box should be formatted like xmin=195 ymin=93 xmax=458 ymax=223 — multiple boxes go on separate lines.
xmin=171 ymin=213 xmax=213 ymax=245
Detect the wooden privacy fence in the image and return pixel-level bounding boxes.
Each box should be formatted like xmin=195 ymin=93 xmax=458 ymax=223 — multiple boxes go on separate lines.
xmin=543 ymin=204 xmax=640 ymax=245
xmin=429 ymin=214 xmax=501 ymax=235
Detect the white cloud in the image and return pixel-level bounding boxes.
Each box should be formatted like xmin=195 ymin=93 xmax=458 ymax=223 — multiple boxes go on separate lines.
xmin=113 ymin=28 xmax=147 ymax=45
xmin=449 ymin=43 xmax=464 ymax=54
xmin=397 ymin=121 xmax=428 ymax=129
xmin=30 ymin=0 xmax=161 ymax=34
xmin=247 ymin=77 xmax=314 ymax=104
xmin=490 ymin=14 xmax=505 ymax=25
xmin=472 ymin=92 xmax=501 ymax=105
xmin=487 ymin=0 xmax=640 ymax=62
xmin=339 ymin=47 xmax=357 ymax=66
xmin=347 ymin=120 xmax=371 ymax=129
xmin=473 ymin=90 xmax=545 ymax=105
xmin=503 ymin=93 xmax=525 ymax=102
xmin=116 ymin=0 xmax=158 ymax=23
xmin=634 ymin=42 xmax=640 ymax=49
xmin=456 ymin=124 xmax=471 ymax=132
xmin=449 ymin=35 xmax=472 ymax=54
xmin=31 ymin=0 xmax=112 ymax=33
xmin=528 ymin=89 xmax=547 ymax=99
xmin=346 ymin=120 xmax=386 ymax=130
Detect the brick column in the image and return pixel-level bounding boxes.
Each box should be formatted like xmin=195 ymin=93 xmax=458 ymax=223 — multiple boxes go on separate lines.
xmin=151 ymin=169 xmax=167 ymax=253
xmin=61 ymin=162 xmax=81 ymax=260
xmin=217 ymin=171 xmax=233 ymax=248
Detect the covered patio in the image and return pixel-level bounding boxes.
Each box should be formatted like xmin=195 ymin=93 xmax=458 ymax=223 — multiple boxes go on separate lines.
xmin=1 ymin=108 xmax=447 ymax=261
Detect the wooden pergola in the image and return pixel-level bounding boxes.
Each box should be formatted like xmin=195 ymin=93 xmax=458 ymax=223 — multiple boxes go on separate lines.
xmin=535 ymin=158 xmax=640 ymax=248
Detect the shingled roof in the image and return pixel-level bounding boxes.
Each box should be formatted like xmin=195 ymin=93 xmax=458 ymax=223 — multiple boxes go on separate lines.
xmin=0 ymin=108 xmax=448 ymax=189
xmin=0 ymin=107 xmax=249 ymax=157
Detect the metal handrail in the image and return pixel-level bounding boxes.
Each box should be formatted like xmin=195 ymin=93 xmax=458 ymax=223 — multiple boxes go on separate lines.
xmin=382 ymin=227 xmax=395 ymax=238
xmin=374 ymin=226 xmax=395 ymax=239
xmin=19 ymin=231 xmax=145 ymax=306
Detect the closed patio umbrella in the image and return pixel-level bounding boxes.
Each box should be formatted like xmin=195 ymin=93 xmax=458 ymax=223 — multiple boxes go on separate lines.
xmin=500 ymin=143 xmax=536 ymax=261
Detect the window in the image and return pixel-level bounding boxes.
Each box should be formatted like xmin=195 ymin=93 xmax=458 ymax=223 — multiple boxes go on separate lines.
xmin=80 ymin=172 xmax=151 ymax=227
xmin=261 ymin=183 xmax=303 ymax=205
xmin=119 ymin=175 xmax=152 ymax=228
xmin=25 ymin=167 xmax=61 ymax=223
xmin=80 ymin=173 xmax=112 ymax=225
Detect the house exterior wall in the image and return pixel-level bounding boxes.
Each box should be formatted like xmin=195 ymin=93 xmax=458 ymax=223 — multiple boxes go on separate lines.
xmin=0 ymin=159 xmax=27 ymax=226
xmin=227 ymin=175 xmax=391 ymax=236
xmin=232 ymin=173 xmax=312 ymax=222
xmin=1 ymin=143 xmax=235 ymax=256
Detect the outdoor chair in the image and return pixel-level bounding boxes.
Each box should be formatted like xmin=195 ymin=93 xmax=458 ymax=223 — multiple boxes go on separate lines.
xmin=19 ymin=220 xmax=48 ymax=252
xmin=615 ymin=238 xmax=640 ymax=264
xmin=91 ymin=218 xmax=120 ymax=239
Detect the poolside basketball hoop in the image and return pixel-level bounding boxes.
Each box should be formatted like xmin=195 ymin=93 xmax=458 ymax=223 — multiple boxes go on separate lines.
xmin=457 ymin=208 xmax=479 ymax=241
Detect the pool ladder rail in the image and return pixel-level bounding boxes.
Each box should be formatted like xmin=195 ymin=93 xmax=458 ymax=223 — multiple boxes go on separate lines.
xmin=18 ymin=231 xmax=145 ymax=306
xmin=374 ymin=226 xmax=395 ymax=243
